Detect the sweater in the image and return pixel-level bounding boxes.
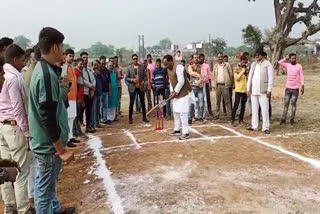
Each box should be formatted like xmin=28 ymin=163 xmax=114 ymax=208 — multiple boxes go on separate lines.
xmin=151 ymin=67 xmax=168 ymax=90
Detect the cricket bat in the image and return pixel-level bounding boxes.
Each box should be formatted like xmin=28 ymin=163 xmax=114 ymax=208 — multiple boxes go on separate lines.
xmin=147 ymin=97 xmax=173 ymax=116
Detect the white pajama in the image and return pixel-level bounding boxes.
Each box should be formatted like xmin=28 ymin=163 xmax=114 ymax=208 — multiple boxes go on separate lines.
xmin=67 ymin=100 xmax=77 ymax=141
xmin=251 ymin=94 xmax=270 ymax=131
xmin=107 ymin=107 xmax=117 ymax=121
xmin=174 ymin=112 xmax=189 ymax=134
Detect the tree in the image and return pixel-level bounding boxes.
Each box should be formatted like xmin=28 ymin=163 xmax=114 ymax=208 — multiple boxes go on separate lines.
xmin=63 ymin=43 xmax=75 ymax=51
xmin=212 ymin=38 xmax=227 ymax=55
xmin=159 ymin=38 xmax=172 ymax=49
xmin=242 ymin=24 xmax=263 ymax=49
xmin=248 ymin=0 xmax=320 ymax=73
xmin=77 ymin=42 xmax=115 ymax=58
xmin=14 ymin=35 xmax=31 ymax=50
xmin=115 ymin=47 xmax=134 ymax=65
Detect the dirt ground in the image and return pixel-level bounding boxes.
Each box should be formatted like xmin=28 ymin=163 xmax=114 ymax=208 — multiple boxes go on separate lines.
xmin=1 ymin=67 xmax=320 ymax=214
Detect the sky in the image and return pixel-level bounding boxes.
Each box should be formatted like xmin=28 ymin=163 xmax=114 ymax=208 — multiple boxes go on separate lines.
xmin=0 ymin=0 xmax=276 ymax=51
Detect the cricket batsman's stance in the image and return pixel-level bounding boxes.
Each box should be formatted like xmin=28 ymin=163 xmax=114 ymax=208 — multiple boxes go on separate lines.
xmin=163 ymin=55 xmax=193 ymax=140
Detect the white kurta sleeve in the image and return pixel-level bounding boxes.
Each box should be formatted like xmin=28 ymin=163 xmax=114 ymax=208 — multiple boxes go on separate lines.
xmin=174 ymin=65 xmax=185 ymax=94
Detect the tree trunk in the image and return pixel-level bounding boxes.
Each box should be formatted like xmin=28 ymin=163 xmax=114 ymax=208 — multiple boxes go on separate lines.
xmin=269 ymin=31 xmax=285 ymax=75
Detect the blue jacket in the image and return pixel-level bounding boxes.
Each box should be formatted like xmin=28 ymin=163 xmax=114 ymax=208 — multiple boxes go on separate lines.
xmin=94 ymin=73 xmax=103 ymax=96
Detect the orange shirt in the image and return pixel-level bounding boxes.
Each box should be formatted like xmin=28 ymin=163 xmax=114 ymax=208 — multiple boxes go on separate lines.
xmin=67 ymin=65 xmax=77 ymax=101
xmin=134 ymin=65 xmax=140 ymax=88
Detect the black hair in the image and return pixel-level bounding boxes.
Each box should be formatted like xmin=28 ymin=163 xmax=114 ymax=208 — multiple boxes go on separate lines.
xmin=113 ymin=56 xmax=118 ymax=59
xmin=109 ymin=57 xmax=114 ymax=61
xmin=199 ymin=53 xmax=205 ymax=58
xmin=39 ymin=27 xmax=65 ymax=55
xmin=156 ymin=58 xmax=161 ymax=63
xmin=163 ymin=54 xmax=173 ymax=62
xmin=217 ymin=52 xmax=223 ymax=56
xmin=177 ymin=50 xmax=181 ymax=53
xmin=99 ymin=56 xmax=106 ymax=61
xmin=33 ymin=43 xmax=41 ymax=61
xmin=5 ymin=44 xmax=25 ymax=63
xmin=80 ymin=51 xmax=88 ymax=57
xmin=243 ymin=52 xmax=249 ymax=57
xmin=223 ymin=55 xmax=228 ymax=58
xmin=65 ymin=48 xmax=75 ymax=55
xmin=289 ymin=53 xmax=296 ymax=58
xmin=93 ymin=59 xmax=101 ymax=64
xmin=240 ymin=55 xmax=247 ymax=61
xmin=262 ymin=52 xmax=267 ymax=57
xmin=25 ymin=48 xmax=34 ymax=60
xmin=132 ymin=54 xmax=138 ymax=59
xmin=181 ymin=59 xmax=186 ymax=64
xmin=0 ymin=37 xmax=14 ymax=48
xmin=0 ymin=56 xmax=4 ymax=67
xmin=75 ymin=58 xmax=84 ymax=64
xmin=147 ymin=54 xmax=152 ymax=58
xmin=255 ymin=47 xmax=264 ymax=56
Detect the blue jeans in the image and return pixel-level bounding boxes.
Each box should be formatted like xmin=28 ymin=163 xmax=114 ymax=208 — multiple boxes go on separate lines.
xmin=34 ymin=153 xmax=62 ymax=214
xmin=189 ymin=88 xmax=204 ymax=119
xmin=102 ymin=92 xmax=108 ymax=122
xmin=92 ymin=95 xmax=102 ymax=127
xmin=165 ymin=88 xmax=171 ymax=117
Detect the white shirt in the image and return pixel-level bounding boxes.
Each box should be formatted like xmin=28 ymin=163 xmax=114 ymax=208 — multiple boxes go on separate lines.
xmin=252 ymin=63 xmax=261 ymax=95
xmin=217 ymin=64 xmax=224 ymax=84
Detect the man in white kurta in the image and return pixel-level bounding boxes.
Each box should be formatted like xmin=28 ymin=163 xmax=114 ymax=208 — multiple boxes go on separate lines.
xmin=247 ymin=50 xmax=273 ymax=134
xmin=163 ymin=55 xmax=193 ymax=140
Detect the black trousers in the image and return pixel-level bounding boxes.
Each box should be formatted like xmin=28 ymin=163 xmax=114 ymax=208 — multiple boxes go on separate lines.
xmin=129 ymin=88 xmax=146 ymax=120
xmin=84 ymin=95 xmax=93 ymax=128
xmin=205 ymin=83 xmax=213 ymax=115
xmin=231 ymin=92 xmax=247 ymax=122
xmin=153 ymin=88 xmax=167 ymax=116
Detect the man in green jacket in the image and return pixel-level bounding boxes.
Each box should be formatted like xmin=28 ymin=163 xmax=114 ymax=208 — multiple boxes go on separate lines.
xmin=28 ymin=27 xmax=75 ymax=214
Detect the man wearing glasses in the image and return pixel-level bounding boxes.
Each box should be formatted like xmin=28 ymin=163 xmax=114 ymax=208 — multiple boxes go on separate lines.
xmin=126 ymin=54 xmax=149 ymax=124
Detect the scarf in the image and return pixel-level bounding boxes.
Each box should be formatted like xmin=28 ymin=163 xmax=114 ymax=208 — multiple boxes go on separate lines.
xmin=3 ymin=63 xmax=28 ymax=112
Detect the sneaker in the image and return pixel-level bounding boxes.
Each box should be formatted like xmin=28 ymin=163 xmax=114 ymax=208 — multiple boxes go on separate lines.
xmin=143 ymin=118 xmax=150 ymax=123
xmin=179 ymin=134 xmax=190 ymax=140
xmin=198 ymin=118 xmax=204 ymax=123
xmin=264 ymin=130 xmax=271 ymax=134
xmin=103 ymin=120 xmax=111 ymax=125
xmin=96 ymin=124 xmax=103 ymax=128
xmin=169 ymin=130 xmax=181 ymax=136
xmin=59 ymin=206 xmax=76 ymax=214
xmin=280 ymin=119 xmax=286 ymax=125
xmin=290 ymin=119 xmax=295 ymax=125
xmin=67 ymin=142 xmax=76 ymax=148
xmin=70 ymin=138 xmax=81 ymax=143
xmin=246 ymin=127 xmax=257 ymax=131
xmin=86 ymin=128 xmax=96 ymax=133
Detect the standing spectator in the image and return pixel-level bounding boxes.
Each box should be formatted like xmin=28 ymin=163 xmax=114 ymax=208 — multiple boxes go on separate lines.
xmin=188 ymin=54 xmax=205 ymax=123
xmin=73 ymin=58 xmax=86 ymax=139
xmin=22 ymin=48 xmax=36 ymax=73
xmin=92 ymin=60 xmax=103 ymax=129
xmin=0 ymin=44 xmax=31 ymax=213
xmin=99 ymin=56 xmax=111 ymax=124
xmin=0 ymin=37 xmax=13 ymax=56
xmin=29 ymin=27 xmax=75 ymax=213
xmin=65 ymin=49 xmax=79 ymax=147
xmin=247 ymin=49 xmax=273 ymax=134
xmin=231 ymin=55 xmax=249 ymax=126
xmin=199 ymin=54 xmax=213 ymax=116
xmin=175 ymin=50 xmax=183 ymax=62
xmin=222 ymin=54 xmax=233 ymax=115
xmin=151 ymin=58 xmax=168 ymax=116
xmin=126 ymin=54 xmax=149 ymax=124
xmin=144 ymin=59 xmax=153 ymax=111
xmin=81 ymin=52 xmax=96 ymax=133
xmin=0 ymin=56 xmax=4 ymax=92
xmin=212 ymin=53 xmax=233 ymax=120
xmin=114 ymin=56 xmax=123 ymax=115
xmin=279 ymin=53 xmax=305 ymax=125
xmin=107 ymin=60 xmax=119 ymax=122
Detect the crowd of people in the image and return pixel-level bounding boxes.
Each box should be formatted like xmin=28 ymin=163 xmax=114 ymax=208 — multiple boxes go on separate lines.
xmin=0 ymin=26 xmax=305 ymax=213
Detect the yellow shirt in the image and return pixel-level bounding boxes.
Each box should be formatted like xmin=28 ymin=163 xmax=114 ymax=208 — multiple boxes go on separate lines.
xmin=234 ymin=66 xmax=247 ymax=93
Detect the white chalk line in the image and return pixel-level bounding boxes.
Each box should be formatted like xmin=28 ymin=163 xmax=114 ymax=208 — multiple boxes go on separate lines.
xmin=217 ymin=125 xmax=320 ymax=168
xmin=123 ymin=129 xmax=141 ymax=149
xmin=257 ymin=131 xmax=318 ymax=139
xmin=87 ymin=136 xmax=124 ymax=214
xmin=189 ymin=127 xmax=216 ymax=142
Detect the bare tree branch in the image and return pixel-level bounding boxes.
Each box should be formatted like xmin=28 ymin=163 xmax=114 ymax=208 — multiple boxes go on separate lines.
xmin=286 ymin=24 xmax=320 ymax=46
xmin=294 ymin=0 xmax=319 ymax=13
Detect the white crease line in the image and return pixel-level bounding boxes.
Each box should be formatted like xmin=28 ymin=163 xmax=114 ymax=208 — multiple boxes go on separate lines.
xmin=190 ymin=127 xmax=216 ymax=142
xmin=123 ymin=129 xmax=141 ymax=149
xmin=87 ymin=136 xmax=124 ymax=214
xmin=218 ymin=125 xmax=320 ymax=168
xmin=257 ymin=131 xmax=318 ymax=139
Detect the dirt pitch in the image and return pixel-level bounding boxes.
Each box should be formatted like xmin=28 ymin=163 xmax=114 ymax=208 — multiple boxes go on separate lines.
xmin=1 ymin=71 xmax=320 ymax=214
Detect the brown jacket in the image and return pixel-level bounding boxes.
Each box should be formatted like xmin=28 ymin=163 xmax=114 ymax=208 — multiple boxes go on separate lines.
xmin=168 ymin=64 xmax=192 ymax=98
xmin=212 ymin=62 xmax=234 ymax=89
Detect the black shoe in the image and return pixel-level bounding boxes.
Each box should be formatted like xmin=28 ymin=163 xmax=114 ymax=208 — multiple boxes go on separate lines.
xmin=143 ymin=118 xmax=150 ymax=123
xmin=67 ymin=142 xmax=76 ymax=148
xmin=96 ymin=124 xmax=103 ymax=128
xmin=264 ymin=130 xmax=271 ymax=134
xmin=169 ymin=130 xmax=181 ymax=136
xmin=179 ymin=134 xmax=190 ymax=140
xmin=59 ymin=206 xmax=76 ymax=214
xmin=246 ymin=127 xmax=257 ymax=131
xmin=129 ymin=119 xmax=133 ymax=124
xmin=188 ymin=119 xmax=192 ymax=125
xmin=280 ymin=119 xmax=286 ymax=125
xmin=290 ymin=119 xmax=295 ymax=125
xmin=86 ymin=128 xmax=96 ymax=133
xmin=70 ymin=138 xmax=81 ymax=143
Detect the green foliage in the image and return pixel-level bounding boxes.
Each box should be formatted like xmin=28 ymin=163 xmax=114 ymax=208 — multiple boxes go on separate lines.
xmin=63 ymin=43 xmax=75 ymax=51
xmin=76 ymin=42 xmax=115 ymax=58
xmin=159 ymin=38 xmax=172 ymax=49
xmin=224 ymin=45 xmax=254 ymax=56
xmin=14 ymin=35 xmax=32 ymax=50
xmin=115 ymin=47 xmax=135 ymax=66
xmin=242 ymin=24 xmax=263 ymax=49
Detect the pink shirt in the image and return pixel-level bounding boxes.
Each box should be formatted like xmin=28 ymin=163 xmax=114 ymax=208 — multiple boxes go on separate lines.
xmin=0 ymin=68 xmax=29 ymax=137
xmin=147 ymin=61 xmax=156 ymax=80
xmin=278 ymin=58 xmax=304 ymax=89
xmin=202 ymin=63 xmax=211 ymax=83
